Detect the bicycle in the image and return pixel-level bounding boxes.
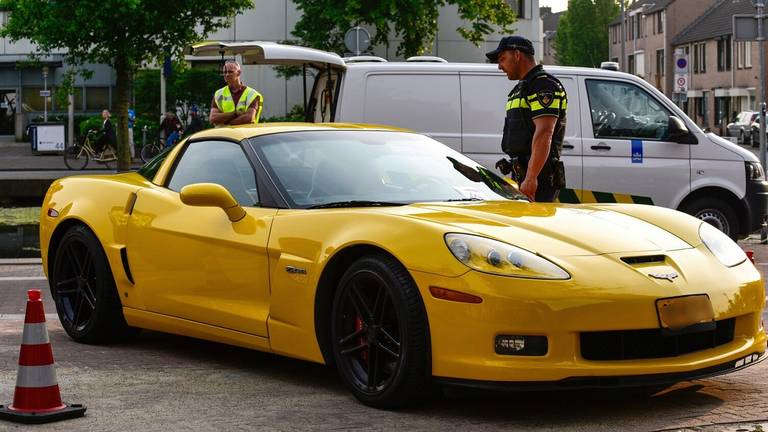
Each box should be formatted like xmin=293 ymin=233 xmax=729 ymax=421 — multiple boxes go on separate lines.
xmin=64 ymin=129 xmax=116 ymax=170
xmin=140 ymin=129 xmax=182 ymax=163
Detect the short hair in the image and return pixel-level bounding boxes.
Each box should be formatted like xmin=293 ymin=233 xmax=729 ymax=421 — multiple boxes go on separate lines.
xmin=102 ymin=110 xmax=110 ymax=116
xmin=223 ymin=59 xmax=241 ymax=72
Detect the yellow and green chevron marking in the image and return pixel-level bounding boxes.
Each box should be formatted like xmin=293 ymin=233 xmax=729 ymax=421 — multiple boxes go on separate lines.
xmin=556 ymin=188 xmax=654 ymax=205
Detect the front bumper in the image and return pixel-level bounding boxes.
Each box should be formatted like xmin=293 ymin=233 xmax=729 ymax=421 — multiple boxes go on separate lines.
xmin=437 ymin=351 xmax=766 ymax=391
xmin=411 ymin=246 xmax=767 ymax=383
xmin=742 ymin=178 xmax=768 ymax=234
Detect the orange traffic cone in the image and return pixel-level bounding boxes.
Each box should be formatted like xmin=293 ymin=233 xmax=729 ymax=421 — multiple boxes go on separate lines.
xmin=0 ymin=289 xmax=86 ymax=424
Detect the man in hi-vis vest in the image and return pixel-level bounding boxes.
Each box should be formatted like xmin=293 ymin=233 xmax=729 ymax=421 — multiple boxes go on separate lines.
xmin=210 ymin=59 xmax=263 ymax=126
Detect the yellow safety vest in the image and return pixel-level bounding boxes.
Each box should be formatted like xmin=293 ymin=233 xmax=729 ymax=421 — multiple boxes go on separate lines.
xmin=214 ymin=85 xmax=263 ymax=124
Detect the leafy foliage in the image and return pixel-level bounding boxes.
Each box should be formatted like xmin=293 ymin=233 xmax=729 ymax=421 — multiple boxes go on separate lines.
xmin=0 ymin=0 xmax=252 ymax=170
xmin=292 ymin=0 xmax=517 ymax=58
xmin=134 ymin=64 xmax=222 ymax=124
xmin=554 ymin=0 xmax=620 ymax=67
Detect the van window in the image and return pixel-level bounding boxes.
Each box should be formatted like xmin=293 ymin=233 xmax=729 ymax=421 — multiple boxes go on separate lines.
xmin=585 ymin=79 xmax=672 ymax=140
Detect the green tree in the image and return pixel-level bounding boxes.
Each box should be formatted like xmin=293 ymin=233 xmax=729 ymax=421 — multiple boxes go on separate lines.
xmin=554 ymin=0 xmax=620 ymax=67
xmin=0 ymin=0 xmax=251 ymax=171
xmin=292 ymin=0 xmax=517 ymax=58
xmin=134 ymin=64 xmax=221 ymax=125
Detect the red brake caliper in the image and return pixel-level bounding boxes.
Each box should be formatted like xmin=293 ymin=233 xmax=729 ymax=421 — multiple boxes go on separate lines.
xmin=355 ymin=315 xmax=368 ymax=363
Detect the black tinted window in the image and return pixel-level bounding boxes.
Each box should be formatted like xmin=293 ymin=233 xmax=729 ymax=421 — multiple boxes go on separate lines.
xmin=168 ymin=140 xmax=258 ymax=206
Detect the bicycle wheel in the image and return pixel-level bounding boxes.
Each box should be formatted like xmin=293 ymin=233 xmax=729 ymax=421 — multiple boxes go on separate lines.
xmin=64 ymin=145 xmax=89 ymax=170
xmin=140 ymin=144 xmax=161 ymax=163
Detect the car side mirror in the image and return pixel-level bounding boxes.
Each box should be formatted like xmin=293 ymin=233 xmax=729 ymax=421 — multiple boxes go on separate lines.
xmin=180 ymin=183 xmax=246 ymax=222
xmin=668 ymin=116 xmax=697 ymax=144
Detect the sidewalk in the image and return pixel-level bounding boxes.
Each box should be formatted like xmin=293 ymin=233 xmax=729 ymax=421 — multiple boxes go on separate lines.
xmin=0 ymin=135 xmax=144 ymax=203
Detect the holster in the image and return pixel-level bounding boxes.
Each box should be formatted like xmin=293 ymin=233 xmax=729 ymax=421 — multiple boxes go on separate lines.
xmin=512 ymin=157 xmax=566 ymax=189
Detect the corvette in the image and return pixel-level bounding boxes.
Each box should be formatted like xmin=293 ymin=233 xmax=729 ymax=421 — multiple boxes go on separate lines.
xmin=40 ymin=124 xmax=766 ymax=408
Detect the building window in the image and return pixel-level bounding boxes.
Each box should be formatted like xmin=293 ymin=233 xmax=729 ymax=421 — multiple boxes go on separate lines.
xmin=693 ymin=43 xmax=706 ymax=74
xmin=656 ymin=49 xmax=665 ymax=76
xmin=21 ymin=88 xmax=46 ymax=112
xmin=641 ymin=15 xmax=647 ymax=38
xmin=508 ymin=0 xmax=526 ymax=19
xmin=628 ymin=54 xmax=636 ymax=75
xmin=717 ymin=36 xmax=732 ymax=72
xmin=655 ymin=12 xmax=664 ymax=35
xmin=85 ymin=87 xmax=110 ymax=111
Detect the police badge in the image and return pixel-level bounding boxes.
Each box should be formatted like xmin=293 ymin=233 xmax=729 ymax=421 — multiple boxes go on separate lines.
xmin=538 ymin=91 xmax=554 ymax=107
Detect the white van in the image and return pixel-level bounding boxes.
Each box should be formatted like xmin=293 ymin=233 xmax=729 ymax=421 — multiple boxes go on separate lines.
xmin=190 ymin=41 xmax=768 ymax=239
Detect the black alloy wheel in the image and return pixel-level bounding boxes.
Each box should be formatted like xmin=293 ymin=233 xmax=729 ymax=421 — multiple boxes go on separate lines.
xmin=331 ymin=255 xmax=431 ymax=409
xmin=50 ymin=225 xmax=137 ymax=343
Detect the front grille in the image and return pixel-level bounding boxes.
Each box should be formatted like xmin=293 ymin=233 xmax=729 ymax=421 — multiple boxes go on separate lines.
xmin=580 ymin=318 xmax=735 ymax=361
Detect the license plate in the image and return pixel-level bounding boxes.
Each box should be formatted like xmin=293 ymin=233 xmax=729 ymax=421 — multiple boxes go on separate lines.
xmin=656 ymin=295 xmax=714 ymax=330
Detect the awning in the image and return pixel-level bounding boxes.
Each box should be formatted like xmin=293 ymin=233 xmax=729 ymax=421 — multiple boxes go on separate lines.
xmin=728 ymin=88 xmax=753 ymax=97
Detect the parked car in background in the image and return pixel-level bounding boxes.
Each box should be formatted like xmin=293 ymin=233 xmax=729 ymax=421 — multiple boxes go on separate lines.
xmin=751 ymin=116 xmax=768 ymax=148
xmin=727 ymin=111 xmax=758 ymax=145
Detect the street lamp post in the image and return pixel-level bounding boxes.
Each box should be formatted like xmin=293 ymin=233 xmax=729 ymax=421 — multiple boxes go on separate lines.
xmin=621 ymin=1 xmax=626 ymax=72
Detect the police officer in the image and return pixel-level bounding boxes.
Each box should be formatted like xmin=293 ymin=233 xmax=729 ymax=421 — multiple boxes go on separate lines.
xmin=486 ymin=36 xmax=567 ymax=202
xmin=210 ymin=59 xmax=263 ymax=127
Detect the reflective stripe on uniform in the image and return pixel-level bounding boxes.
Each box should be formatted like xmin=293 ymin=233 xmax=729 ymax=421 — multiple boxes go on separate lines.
xmin=22 ymin=323 xmax=49 ymax=345
xmin=15 ymin=364 xmax=58 ymax=388
xmin=506 ymin=98 xmax=530 ymax=110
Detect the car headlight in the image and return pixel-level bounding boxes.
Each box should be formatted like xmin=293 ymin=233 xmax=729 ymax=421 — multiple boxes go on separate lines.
xmin=746 ymin=161 xmax=765 ymax=181
xmin=699 ymin=222 xmax=747 ymax=267
xmin=445 ymin=233 xmax=570 ymax=279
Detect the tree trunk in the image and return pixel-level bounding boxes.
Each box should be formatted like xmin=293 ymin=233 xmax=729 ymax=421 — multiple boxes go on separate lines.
xmin=115 ymin=55 xmax=131 ymax=172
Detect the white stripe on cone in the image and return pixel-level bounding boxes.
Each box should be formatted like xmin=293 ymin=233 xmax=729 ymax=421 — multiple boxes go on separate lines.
xmin=15 ymin=364 xmax=59 ymax=388
xmin=21 ymin=322 xmax=50 ymax=345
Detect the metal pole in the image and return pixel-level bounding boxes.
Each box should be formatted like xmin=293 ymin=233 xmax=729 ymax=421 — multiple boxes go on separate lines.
xmin=42 ymin=67 xmax=48 ymax=122
xmin=160 ymin=68 xmax=166 ymax=118
xmin=621 ymin=1 xmax=626 ymax=72
xmin=757 ymin=0 xmax=767 ymax=171
xmin=67 ymin=93 xmax=74 ymax=148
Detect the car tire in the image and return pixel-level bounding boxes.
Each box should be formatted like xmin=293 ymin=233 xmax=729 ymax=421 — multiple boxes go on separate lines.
xmin=681 ymin=197 xmax=739 ymax=241
xmin=50 ymin=224 xmax=139 ymax=344
xmin=330 ymin=254 xmax=431 ymax=409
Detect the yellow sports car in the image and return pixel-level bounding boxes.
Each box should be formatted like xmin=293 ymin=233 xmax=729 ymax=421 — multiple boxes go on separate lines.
xmin=40 ymin=124 xmax=766 ymax=408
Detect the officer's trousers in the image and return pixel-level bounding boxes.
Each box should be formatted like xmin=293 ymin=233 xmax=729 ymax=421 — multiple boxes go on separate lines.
xmin=535 ymin=183 xmax=560 ymax=203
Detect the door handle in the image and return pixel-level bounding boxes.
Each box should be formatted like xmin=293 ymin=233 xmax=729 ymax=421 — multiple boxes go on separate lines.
xmin=590 ymin=143 xmax=612 ymax=151
xmin=562 ymin=143 xmax=575 ymax=150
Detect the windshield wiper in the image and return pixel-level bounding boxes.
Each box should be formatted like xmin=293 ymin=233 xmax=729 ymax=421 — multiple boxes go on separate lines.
xmin=307 ymin=200 xmax=406 ymax=209
xmin=442 ymin=197 xmax=485 ymax=202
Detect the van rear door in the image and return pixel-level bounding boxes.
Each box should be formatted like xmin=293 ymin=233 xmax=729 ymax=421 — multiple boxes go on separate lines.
xmin=188 ymin=41 xmax=346 ymax=121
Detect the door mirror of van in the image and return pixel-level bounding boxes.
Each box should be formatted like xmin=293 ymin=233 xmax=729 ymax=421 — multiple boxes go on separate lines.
xmin=668 ymin=116 xmax=697 ymax=144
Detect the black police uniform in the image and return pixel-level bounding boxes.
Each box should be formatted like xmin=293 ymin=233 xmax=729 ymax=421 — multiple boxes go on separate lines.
xmin=502 ymin=65 xmax=568 ymax=202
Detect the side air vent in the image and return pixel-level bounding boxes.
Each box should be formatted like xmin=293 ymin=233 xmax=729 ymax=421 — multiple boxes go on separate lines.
xmin=620 ymin=255 xmax=666 ymax=265
xmin=120 ymin=247 xmax=134 ymax=284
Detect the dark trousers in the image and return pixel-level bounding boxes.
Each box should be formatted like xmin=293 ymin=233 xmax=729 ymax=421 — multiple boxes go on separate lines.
xmin=535 ymin=183 xmax=560 ymax=202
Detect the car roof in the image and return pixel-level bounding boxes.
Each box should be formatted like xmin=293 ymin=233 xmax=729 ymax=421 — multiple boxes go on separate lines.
xmin=188 ymin=122 xmax=414 ymax=141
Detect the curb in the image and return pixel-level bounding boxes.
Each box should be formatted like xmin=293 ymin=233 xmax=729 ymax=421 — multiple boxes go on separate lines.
xmin=0 ymin=258 xmax=42 ymax=265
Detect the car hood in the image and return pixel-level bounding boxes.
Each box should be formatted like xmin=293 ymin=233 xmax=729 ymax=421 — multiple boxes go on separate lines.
xmin=401 ymin=201 xmax=693 ymax=257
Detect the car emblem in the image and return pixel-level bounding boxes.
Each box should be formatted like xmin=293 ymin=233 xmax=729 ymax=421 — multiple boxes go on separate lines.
xmin=649 ymin=272 xmax=678 ymax=282
xmin=285 ymin=266 xmax=307 ymax=275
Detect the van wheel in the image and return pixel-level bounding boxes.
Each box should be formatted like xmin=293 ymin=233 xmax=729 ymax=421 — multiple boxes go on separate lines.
xmin=681 ymin=197 xmax=739 ymax=240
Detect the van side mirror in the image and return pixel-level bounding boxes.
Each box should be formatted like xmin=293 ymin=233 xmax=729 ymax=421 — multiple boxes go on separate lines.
xmin=668 ymin=116 xmax=697 ymax=144
xmin=180 ymin=183 xmax=246 ymax=222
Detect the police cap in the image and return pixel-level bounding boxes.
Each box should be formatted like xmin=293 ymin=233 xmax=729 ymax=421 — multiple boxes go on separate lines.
xmin=485 ymin=36 xmax=535 ymax=63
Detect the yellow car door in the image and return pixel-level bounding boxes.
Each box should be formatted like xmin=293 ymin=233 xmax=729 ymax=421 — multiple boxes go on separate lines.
xmin=126 ymin=139 xmax=275 ymax=337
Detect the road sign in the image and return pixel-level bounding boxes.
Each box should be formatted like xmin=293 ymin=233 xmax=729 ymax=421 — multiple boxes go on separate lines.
xmin=39 ymin=90 xmax=51 ymax=97
xmin=674 ymin=75 xmax=688 ymax=93
xmin=344 ymin=26 xmax=371 ymax=56
xmin=675 ymin=49 xmax=689 ymax=75
xmin=734 ymin=14 xmax=767 ymax=40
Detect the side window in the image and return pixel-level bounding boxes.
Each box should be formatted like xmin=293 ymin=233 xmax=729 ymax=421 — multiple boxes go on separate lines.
xmin=586 ymin=79 xmax=672 ymax=140
xmin=168 ymin=140 xmax=258 ymax=206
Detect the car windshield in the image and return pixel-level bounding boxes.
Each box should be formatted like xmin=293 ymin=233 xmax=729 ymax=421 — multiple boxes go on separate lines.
xmin=250 ymin=130 xmax=525 ymax=208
